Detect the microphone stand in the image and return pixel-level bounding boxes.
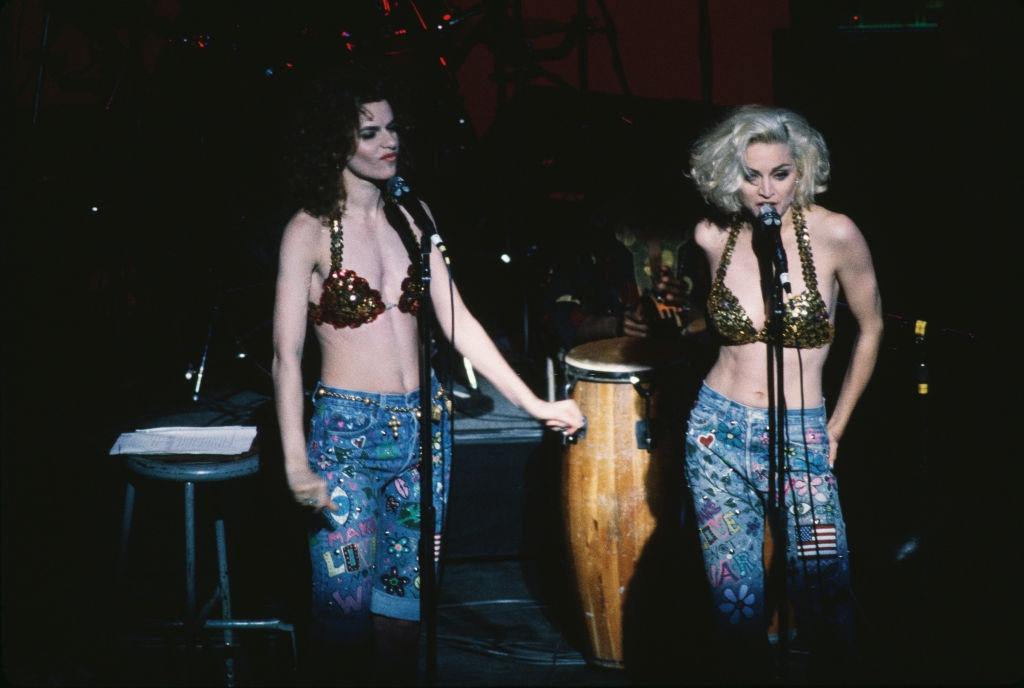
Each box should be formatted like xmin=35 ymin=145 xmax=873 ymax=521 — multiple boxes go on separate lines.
xmin=416 ymin=228 xmax=439 ymax=685
xmin=385 ymin=176 xmax=446 ymax=683
xmin=755 ymin=221 xmax=791 ymax=680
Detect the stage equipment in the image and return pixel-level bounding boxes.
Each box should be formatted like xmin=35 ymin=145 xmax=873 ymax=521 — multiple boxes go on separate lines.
xmin=381 ymin=173 xmax=444 ymax=683
xmin=451 ymin=357 xmax=494 ymax=418
xmin=640 ymin=259 xmax=701 ymax=341
xmin=439 ymin=0 xmax=631 ymax=111
xmin=561 ymin=335 xmax=687 ymax=668
xmin=186 ymin=284 xmax=272 ymax=402
xmin=117 ymin=448 xmax=296 ymax=685
xmin=752 ymin=207 xmax=795 ymax=678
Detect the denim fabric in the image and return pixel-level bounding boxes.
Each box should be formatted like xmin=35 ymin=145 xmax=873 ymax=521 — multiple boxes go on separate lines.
xmin=305 ymin=378 xmax=451 ymax=643
xmin=684 ymin=383 xmax=854 ymax=660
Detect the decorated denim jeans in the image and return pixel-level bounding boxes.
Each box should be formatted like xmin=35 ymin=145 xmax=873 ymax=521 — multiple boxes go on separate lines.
xmin=684 ymin=383 xmax=854 ymax=658
xmin=305 ymin=378 xmax=451 ymax=643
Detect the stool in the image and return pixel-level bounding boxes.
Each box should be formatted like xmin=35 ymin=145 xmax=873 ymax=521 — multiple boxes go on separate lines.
xmin=117 ymin=453 xmax=296 ymax=686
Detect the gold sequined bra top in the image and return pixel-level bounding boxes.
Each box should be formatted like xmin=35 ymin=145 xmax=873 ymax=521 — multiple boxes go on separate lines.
xmin=308 ymin=217 xmax=423 ymax=329
xmin=707 ymin=207 xmax=834 ymax=348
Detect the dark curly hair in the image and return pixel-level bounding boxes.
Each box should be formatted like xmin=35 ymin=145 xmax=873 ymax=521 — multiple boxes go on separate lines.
xmin=283 ymin=65 xmax=392 ymax=227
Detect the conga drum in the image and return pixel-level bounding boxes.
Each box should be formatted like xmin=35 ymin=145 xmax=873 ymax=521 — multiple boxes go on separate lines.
xmin=562 ymin=336 xmax=686 ymax=668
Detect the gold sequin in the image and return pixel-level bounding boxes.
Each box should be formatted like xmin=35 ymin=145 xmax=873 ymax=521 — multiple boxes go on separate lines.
xmin=706 ymin=207 xmax=834 ymax=348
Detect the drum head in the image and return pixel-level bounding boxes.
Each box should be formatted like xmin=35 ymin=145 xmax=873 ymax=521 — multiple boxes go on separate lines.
xmin=564 ymin=336 xmax=685 ymax=378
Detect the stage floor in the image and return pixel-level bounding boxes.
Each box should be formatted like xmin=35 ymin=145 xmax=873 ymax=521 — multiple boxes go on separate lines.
xmin=2 ymin=372 xmax=1019 ymax=686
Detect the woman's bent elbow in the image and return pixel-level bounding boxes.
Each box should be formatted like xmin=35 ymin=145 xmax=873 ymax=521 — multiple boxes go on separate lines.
xmin=272 ymin=352 xmax=302 ymax=381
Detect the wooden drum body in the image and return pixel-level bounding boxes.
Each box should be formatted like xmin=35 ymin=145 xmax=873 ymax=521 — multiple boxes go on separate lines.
xmin=562 ymin=337 xmax=685 ymax=668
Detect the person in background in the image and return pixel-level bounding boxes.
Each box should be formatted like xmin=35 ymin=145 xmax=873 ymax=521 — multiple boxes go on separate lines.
xmin=542 ymin=197 xmax=707 ymax=352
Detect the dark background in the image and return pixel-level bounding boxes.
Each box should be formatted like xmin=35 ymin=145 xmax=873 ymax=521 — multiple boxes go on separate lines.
xmin=3 ymin=0 xmax=1016 ymax=684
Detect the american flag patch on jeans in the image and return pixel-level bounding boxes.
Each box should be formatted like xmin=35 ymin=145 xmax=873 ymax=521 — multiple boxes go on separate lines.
xmin=797 ymin=523 xmax=838 ymax=559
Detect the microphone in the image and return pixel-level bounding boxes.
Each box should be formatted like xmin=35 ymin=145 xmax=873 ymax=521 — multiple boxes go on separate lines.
xmin=387 ymin=175 xmax=451 ymax=265
xmin=758 ymin=204 xmax=791 ymax=294
xmin=758 ymin=203 xmax=782 ymax=228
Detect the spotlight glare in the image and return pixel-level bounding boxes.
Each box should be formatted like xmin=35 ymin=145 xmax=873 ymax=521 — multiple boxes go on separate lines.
xmin=499 ymin=253 xmax=511 ymax=264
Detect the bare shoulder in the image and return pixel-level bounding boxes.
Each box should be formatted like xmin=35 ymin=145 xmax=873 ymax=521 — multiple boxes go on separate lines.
xmin=804 ymin=205 xmax=867 ymax=253
xmin=281 ymin=210 xmax=324 ymax=250
xmin=278 ymin=210 xmax=325 ymax=270
xmin=805 ymin=205 xmax=875 ymax=282
xmin=694 ymin=218 xmax=729 ymax=250
xmin=283 ymin=210 xmax=323 ymax=240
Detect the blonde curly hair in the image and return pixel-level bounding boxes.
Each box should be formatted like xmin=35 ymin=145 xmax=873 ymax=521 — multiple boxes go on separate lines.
xmin=688 ymin=105 xmax=830 ymax=214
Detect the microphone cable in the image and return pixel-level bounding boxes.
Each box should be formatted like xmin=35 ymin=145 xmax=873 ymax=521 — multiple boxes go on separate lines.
xmin=438 ymin=217 xmax=456 ymax=593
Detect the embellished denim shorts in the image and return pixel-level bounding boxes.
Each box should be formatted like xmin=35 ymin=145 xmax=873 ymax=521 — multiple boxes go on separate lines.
xmin=305 ymin=378 xmax=451 ymax=641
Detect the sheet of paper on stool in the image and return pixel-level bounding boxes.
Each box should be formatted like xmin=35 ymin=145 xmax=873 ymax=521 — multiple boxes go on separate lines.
xmin=110 ymin=426 xmax=257 ymax=455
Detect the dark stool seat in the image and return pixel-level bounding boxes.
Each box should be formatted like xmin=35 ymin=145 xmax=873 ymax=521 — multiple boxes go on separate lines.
xmin=117 ymin=452 xmax=295 ymax=686
xmin=123 ymin=453 xmax=262 ymax=482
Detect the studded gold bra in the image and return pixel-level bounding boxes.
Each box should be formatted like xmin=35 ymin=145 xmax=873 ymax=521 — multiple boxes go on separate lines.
xmin=707 ymin=207 xmax=834 ymax=348
xmin=308 ymin=211 xmax=423 ymax=329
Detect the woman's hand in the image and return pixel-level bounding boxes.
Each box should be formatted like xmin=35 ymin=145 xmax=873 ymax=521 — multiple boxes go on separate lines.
xmin=524 ymin=397 xmax=586 ymax=436
xmin=826 ymin=426 xmax=841 ymax=468
xmin=286 ymin=463 xmax=338 ymax=511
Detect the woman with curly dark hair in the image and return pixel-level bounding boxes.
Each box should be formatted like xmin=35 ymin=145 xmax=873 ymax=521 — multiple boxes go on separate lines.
xmin=272 ymin=67 xmax=584 ymax=683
